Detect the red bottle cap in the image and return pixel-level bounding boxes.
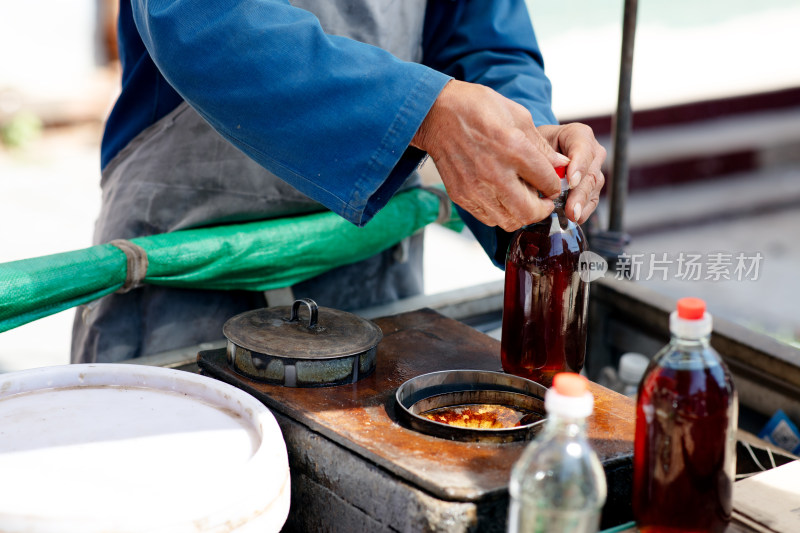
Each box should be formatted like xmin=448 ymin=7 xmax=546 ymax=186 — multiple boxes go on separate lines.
xmin=552 ymin=372 xmax=588 ymax=397
xmin=555 ymin=166 xmax=566 ymax=179
xmin=677 ymin=297 xmax=706 ymax=320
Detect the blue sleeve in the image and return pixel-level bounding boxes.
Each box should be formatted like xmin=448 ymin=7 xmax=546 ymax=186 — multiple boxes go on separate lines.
xmin=424 ymin=0 xmax=558 ymax=267
xmin=131 ymin=0 xmax=451 ymax=227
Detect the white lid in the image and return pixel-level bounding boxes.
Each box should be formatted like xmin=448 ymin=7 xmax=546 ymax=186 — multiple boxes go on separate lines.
xmin=670 ymin=310 xmax=713 ymax=339
xmin=0 ymin=364 xmax=290 ymax=533
xmin=545 ymin=388 xmax=594 ymax=419
xmin=618 ymin=353 xmax=650 ymax=384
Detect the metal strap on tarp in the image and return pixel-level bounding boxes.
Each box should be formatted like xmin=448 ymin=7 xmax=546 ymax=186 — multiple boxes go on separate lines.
xmin=109 ymin=239 xmax=149 ymax=293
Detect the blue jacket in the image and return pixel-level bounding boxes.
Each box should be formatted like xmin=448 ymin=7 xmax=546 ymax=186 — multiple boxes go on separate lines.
xmin=103 ymin=0 xmax=557 ymax=265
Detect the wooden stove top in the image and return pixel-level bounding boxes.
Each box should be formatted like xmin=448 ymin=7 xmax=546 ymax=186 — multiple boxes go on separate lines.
xmin=198 ymin=308 xmax=635 ymax=502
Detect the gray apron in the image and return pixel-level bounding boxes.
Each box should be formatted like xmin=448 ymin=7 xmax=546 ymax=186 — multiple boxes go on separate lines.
xmin=72 ymin=0 xmax=428 ymax=363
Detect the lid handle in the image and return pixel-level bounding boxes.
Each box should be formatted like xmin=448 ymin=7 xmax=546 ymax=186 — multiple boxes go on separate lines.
xmin=289 ymin=298 xmax=319 ymax=329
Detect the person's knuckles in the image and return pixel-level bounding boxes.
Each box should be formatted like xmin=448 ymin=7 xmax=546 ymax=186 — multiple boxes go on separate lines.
xmin=487 ymin=202 xmax=522 ymax=231
xmin=562 ymin=123 xmax=606 ymax=158
xmin=591 ymin=170 xmax=606 ymax=191
xmin=467 ymin=187 xmax=519 ymax=228
xmin=579 ymin=195 xmax=601 ymax=224
xmin=563 ymin=143 xmax=595 ymax=169
xmin=504 ymin=128 xmax=534 ymax=158
xmin=533 ymin=133 xmax=562 ymax=164
xmin=460 ymin=201 xmax=495 ymax=227
xmin=574 ymin=169 xmax=600 ymax=193
xmin=563 ymin=122 xmax=595 ymax=142
xmin=499 ymin=217 xmax=522 ymax=232
xmin=446 ymin=186 xmax=480 ymax=212
xmin=595 ymin=143 xmax=608 ymax=161
xmin=585 ymin=179 xmax=603 ymax=203
xmin=587 ymin=151 xmax=607 ymax=176
xmin=535 ymin=124 xmax=559 ymax=145
xmin=579 ymin=170 xmax=604 ymax=196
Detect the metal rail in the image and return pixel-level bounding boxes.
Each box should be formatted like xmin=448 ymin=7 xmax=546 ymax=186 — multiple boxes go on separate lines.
xmin=608 ymin=0 xmax=639 ymax=233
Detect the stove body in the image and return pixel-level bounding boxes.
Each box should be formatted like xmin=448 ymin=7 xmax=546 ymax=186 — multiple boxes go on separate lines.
xmin=198 ymin=309 xmax=635 ymax=532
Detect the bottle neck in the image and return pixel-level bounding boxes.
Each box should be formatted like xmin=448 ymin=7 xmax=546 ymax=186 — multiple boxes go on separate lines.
xmin=545 ymin=412 xmax=587 ymax=438
xmin=552 ymin=182 xmax=570 ymax=209
xmin=671 ymin=333 xmax=712 ymax=349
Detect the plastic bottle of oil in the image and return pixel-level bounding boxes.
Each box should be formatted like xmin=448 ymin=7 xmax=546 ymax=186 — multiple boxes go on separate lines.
xmin=633 ymin=297 xmax=738 ymax=532
xmin=500 ymin=167 xmax=588 ymax=387
xmin=507 ymin=373 xmax=607 ymax=533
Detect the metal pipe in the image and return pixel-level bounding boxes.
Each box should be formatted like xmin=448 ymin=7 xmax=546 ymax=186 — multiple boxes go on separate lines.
xmin=607 ymin=0 xmax=639 ymax=233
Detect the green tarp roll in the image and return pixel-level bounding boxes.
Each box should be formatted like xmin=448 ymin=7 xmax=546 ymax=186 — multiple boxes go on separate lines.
xmin=0 ymin=187 xmax=461 ymax=333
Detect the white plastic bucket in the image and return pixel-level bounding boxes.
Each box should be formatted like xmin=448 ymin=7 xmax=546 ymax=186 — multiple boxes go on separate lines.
xmin=0 ymin=364 xmax=290 ymax=532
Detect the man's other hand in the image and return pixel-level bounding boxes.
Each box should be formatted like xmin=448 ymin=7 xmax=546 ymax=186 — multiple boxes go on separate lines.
xmin=412 ymin=80 xmax=605 ymax=231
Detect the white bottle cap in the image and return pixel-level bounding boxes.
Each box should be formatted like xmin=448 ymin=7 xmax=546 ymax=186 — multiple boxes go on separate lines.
xmin=545 ymin=373 xmax=594 ymax=419
xmin=618 ymin=353 xmax=650 ymax=384
xmin=669 ymin=297 xmax=712 ymax=339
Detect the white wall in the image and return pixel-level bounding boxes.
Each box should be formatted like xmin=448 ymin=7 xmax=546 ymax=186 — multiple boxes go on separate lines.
xmin=0 ymin=1 xmax=98 ymax=105
xmin=527 ymin=0 xmax=800 ymax=119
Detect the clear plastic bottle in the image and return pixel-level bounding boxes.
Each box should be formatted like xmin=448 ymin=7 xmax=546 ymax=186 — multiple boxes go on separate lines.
xmin=633 ymin=298 xmax=738 ymax=532
xmin=618 ymin=352 xmax=649 ymax=397
xmin=501 ymin=167 xmax=589 ymax=387
xmin=507 ymin=373 xmax=607 ymax=533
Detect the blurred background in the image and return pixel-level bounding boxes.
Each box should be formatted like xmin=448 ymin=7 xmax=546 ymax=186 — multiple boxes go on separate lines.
xmin=1 ymin=0 xmax=799 ymax=372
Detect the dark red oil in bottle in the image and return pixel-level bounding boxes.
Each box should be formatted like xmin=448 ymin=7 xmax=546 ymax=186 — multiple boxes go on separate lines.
xmin=500 ymin=196 xmax=588 ymax=387
xmin=633 ymin=357 xmax=737 ymax=532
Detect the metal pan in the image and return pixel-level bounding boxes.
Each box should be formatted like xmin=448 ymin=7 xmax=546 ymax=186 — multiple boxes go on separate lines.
xmin=395 ymin=370 xmax=548 ymax=443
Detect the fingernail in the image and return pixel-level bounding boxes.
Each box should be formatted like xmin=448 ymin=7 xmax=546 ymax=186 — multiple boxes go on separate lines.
xmin=556 ymin=153 xmax=571 ymax=164
xmin=569 ymin=171 xmax=581 ymax=189
xmin=574 ymin=203 xmax=582 ymax=221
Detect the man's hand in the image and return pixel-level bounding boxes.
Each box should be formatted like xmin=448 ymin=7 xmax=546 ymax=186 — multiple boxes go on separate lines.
xmin=411 ymin=80 xmax=606 ymax=231
xmin=537 ymin=123 xmax=606 ymax=225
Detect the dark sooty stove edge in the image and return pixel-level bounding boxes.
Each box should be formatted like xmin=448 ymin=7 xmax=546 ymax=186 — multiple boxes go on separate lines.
xmin=278 ymin=405 xmax=630 ymax=533
xmin=274 ymin=410 xmax=508 ymax=533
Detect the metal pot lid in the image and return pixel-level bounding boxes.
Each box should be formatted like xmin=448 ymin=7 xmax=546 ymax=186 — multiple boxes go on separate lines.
xmin=223 ymin=298 xmax=383 ymax=361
